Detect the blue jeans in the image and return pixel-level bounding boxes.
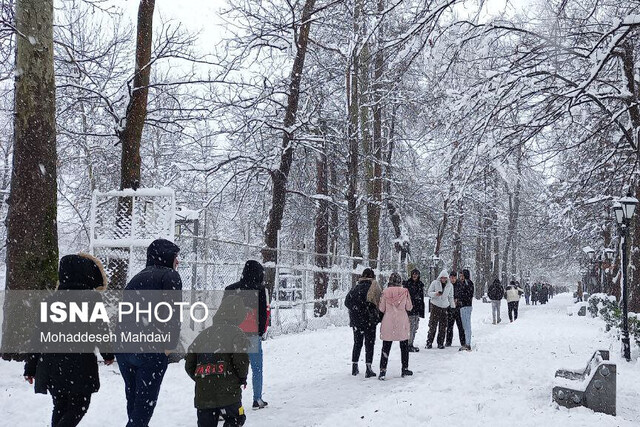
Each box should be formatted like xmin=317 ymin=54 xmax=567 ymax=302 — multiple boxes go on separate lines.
xmin=248 ymin=336 xmax=263 ymax=401
xmin=117 ymin=353 xmax=169 ymax=427
xmin=460 ymin=306 xmax=472 ymax=347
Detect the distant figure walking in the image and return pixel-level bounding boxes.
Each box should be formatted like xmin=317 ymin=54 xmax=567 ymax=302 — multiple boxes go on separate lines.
xmin=488 ymin=279 xmax=504 ymax=324
xmin=524 ymin=282 xmax=531 ymax=305
xmin=505 ymin=281 xmax=524 ymax=322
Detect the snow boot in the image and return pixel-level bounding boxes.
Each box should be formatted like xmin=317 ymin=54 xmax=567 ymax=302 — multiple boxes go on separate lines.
xmin=365 ymin=364 xmax=377 ymax=378
xmin=401 ymin=369 xmax=413 ymax=377
xmin=409 ymin=345 xmax=420 ymax=353
xmin=252 ymin=399 xmax=268 ymax=410
xmin=425 ymin=343 xmax=432 ymax=349
xmin=378 ymin=370 xmax=386 ymax=381
xmin=352 ymin=363 xmax=359 ymax=376
xmin=437 ymin=345 xmax=445 ymax=349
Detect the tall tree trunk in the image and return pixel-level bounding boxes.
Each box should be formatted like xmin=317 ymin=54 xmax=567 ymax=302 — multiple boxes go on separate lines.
xmin=475 ymin=205 xmax=485 ymax=298
xmin=2 ymin=0 xmax=59 ymax=360
xmin=385 ymin=106 xmax=409 ymax=264
xmin=262 ymin=0 xmax=316 ymax=294
xmin=452 ymin=212 xmax=463 ymax=271
xmin=314 ymin=138 xmax=329 ymax=317
xmin=366 ymin=0 xmax=384 ymax=270
xmin=346 ymin=0 xmax=363 ymax=270
xmin=110 ymin=0 xmax=155 ymax=290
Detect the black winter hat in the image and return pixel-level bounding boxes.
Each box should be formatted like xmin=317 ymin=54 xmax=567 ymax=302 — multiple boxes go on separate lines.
xmin=146 ymin=239 xmax=180 ymax=269
xmin=410 ymin=268 xmax=421 ymax=278
xmin=241 ymin=260 xmax=264 ymax=285
xmin=462 ymin=269 xmax=471 ymax=280
xmin=58 ymin=253 xmax=108 ymax=291
xmin=361 ymin=268 xmax=375 ymax=279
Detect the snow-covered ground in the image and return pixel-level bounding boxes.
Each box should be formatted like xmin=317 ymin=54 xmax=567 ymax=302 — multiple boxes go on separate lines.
xmin=1 ymin=293 xmax=639 ymax=426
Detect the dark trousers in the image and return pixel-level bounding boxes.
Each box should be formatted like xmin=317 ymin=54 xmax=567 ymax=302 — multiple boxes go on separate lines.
xmin=380 ymin=340 xmax=409 ymax=371
xmin=508 ymin=301 xmax=519 ymax=322
xmin=446 ymin=307 xmax=465 ymax=346
xmin=117 ymin=352 xmax=169 ymax=427
xmin=197 ymin=402 xmax=246 ymax=427
xmin=352 ymin=326 xmax=376 ymax=364
xmin=50 ymin=391 xmax=91 ymax=427
xmin=427 ymin=305 xmax=448 ymax=347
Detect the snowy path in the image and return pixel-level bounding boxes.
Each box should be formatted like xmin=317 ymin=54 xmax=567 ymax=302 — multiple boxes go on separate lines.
xmin=1 ymin=293 xmax=639 ymax=426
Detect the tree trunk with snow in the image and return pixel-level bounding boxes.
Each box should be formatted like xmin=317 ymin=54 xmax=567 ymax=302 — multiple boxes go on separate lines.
xmin=314 ymin=137 xmax=329 ymax=317
xmin=262 ymin=0 xmax=316 ymax=294
xmin=110 ymin=0 xmax=155 ymax=290
xmin=3 ymin=0 xmax=59 ymax=360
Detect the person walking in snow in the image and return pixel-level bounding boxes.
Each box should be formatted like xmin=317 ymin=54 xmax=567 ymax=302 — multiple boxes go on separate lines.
xmin=225 ymin=260 xmax=269 ymax=410
xmin=185 ymin=295 xmax=249 ymax=427
xmin=117 ymin=239 xmax=182 ymax=427
xmin=24 ymin=253 xmax=114 ymax=427
xmin=345 ymin=268 xmax=382 ymax=378
xmin=458 ymin=269 xmax=475 ymax=351
xmin=446 ymin=271 xmax=465 ymax=347
xmin=576 ymin=281 xmax=583 ymax=302
xmin=403 ymin=268 xmax=425 ymax=352
xmin=505 ymin=281 xmax=524 ymax=322
xmin=426 ymin=269 xmax=455 ymax=349
xmin=524 ymin=282 xmax=531 ymax=305
xmin=531 ymin=282 xmax=539 ymax=305
xmin=488 ymin=278 xmax=504 ymax=324
xmin=378 ymin=273 xmax=413 ymax=380
xmin=540 ymin=283 xmax=549 ymax=304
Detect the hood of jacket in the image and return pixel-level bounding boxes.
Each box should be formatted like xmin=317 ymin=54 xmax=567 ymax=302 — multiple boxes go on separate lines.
xmin=241 ymin=260 xmax=264 ymax=286
xmin=438 ymin=269 xmax=449 ymax=280
xmin=384 ymin=286 xmax=408 ymax=306
xmin=213 ymin=295 xmax=249 ymax=326
xmin=58 ymin=253 xmax=108 ymax=291
xmin=146 ymin=239 xmax=180 ymax=268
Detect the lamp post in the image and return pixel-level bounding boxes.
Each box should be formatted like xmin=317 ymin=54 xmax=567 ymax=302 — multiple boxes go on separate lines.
xmin=613 ymin=196 xmax=638 ymax=362
xmin=601 ymin=248 xmax=615 ymax=294
xmin=430 ymin=254 xmax=440 ymax=285
xmin=582 ymin=246 xmax=596 ymax=294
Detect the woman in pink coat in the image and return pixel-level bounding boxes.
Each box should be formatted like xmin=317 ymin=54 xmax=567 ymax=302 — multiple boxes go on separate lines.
xmin=378 ymin=272 xmax=414 ymax=380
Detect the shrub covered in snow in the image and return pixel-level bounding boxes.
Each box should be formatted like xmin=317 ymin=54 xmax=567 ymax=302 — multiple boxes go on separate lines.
xmin=588 ymin=293 xmax=640 ymax=348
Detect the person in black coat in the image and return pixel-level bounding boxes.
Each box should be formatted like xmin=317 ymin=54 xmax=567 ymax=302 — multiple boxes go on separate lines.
xmin=488 ymin=279 xmax=503 ymax=324
xmin=24 ymin=253 xmax=114 ymax=427
xmin=225 ymin=260 xmax=269 ymax=409
xmin=446 ymin=271 xmax=466 ymax=347
xmin=403 ymin=268 xmax=425 ymax=352
xmin=117 ymin=238 xmax=182 ymax=427
xmin=344 ymin=268 xmax=382 ymax=378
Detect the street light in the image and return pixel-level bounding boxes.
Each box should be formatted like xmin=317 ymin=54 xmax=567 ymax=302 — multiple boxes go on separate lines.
xmin=613 ymin=196 xmax=639 ymax=362
xmin=582 ymin=246 xmax=596 ymax=294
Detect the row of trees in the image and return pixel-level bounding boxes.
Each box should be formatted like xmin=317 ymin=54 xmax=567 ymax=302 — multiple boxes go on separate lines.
xmin=2 ymin=0 xmax=640 ymax=330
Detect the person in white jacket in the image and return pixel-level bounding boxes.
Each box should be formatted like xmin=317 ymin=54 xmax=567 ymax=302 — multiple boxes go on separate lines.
xmin=425 ymin=269 xmax=455 ymax=349
xmin=505 ymin=281 xmax=524 ymax=322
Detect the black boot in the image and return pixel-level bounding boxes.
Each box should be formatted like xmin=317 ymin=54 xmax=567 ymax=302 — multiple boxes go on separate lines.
xmin=352 ymin=363 xmax=359 ymax=376
xmin=401 ymin=369 xmax=413 ymax=377
xmin=378 ymin=370 xmax=386 ymax=381
xmin=365 ymin=363 xmax=377 ymax=378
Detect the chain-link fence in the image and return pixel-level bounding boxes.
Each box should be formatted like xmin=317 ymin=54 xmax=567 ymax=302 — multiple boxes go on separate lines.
xmin=173 ymin=234 xmax=400 ymax=336
xmin=89 ymin=188 xmax=404 ymax=337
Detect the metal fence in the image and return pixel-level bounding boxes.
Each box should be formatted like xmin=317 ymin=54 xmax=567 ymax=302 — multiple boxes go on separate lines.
xmin=173 ymin=234 xmax=400 ymax=336
xmin=88 ymin=188 xmax=403 ymax=337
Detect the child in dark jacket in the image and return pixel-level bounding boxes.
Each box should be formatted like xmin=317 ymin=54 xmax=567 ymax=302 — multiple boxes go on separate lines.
xmin=185 ymin=295 xmax=250 ymax=427
xmin=24 ymin=253 xmax=114 ymax=427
